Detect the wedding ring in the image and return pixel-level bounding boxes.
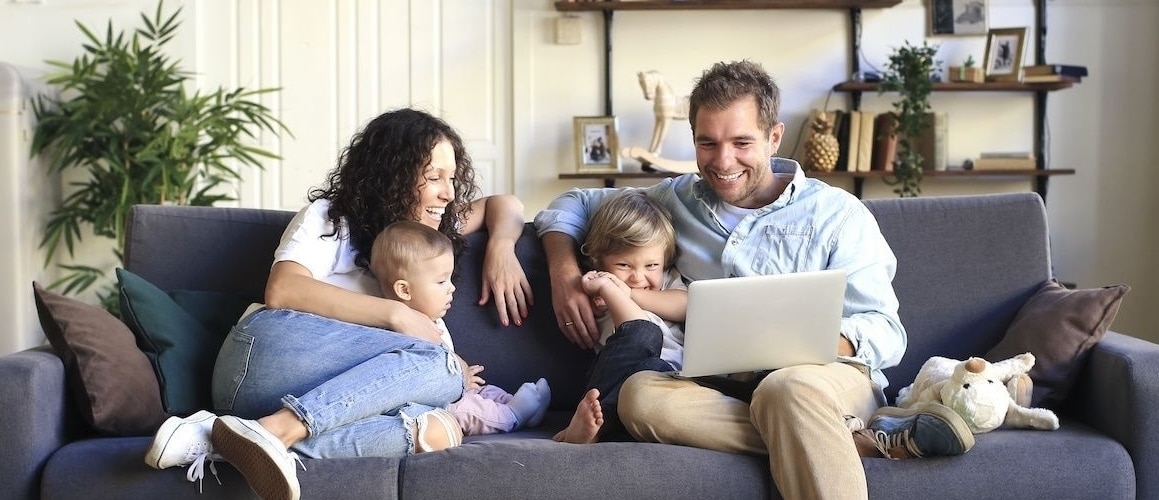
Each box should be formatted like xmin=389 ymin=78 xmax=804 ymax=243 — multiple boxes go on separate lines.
xmin=564 ymin=321 xmax=575 ymax=327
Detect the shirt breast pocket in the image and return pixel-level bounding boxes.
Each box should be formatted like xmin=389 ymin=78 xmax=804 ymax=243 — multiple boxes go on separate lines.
xmin=753 ymin=225 xmax=819 ymax=274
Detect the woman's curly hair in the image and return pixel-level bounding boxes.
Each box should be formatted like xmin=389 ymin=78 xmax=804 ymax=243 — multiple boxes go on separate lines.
xmin=308 ymin=108 xmax=480 ymax=269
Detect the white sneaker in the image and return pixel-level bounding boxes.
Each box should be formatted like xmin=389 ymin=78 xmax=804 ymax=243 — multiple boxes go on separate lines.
xmin=145 ymin=410 xmax=218 ymax=469
xmin=212 ymin=415 xmax=304 ymax=500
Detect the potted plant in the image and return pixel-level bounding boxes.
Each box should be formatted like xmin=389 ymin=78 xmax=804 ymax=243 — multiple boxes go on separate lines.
xmin=879 ymin=40 xmax=940 ymax=197
xmin=31 ymin=1 xmax=289 ymax=312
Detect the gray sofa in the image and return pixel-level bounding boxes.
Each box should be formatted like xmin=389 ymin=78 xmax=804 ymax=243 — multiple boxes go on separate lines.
xmin=3 ymin=192 xmax=1156 ymax=499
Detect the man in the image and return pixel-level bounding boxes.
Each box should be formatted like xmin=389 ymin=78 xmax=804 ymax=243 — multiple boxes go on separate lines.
xmin=533 ymin=60 xmax=973 ymax=499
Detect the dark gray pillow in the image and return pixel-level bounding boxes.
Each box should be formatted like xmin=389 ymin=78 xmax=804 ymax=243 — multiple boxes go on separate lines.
xmin=986 ymin=280 xmax=1129 ymax=408
xmin=33 ymin=282 xmax=169 ymax=435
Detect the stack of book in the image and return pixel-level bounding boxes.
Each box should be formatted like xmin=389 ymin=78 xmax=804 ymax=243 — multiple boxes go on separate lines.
xmin=1022 ymin=64 xmax=1087 ymax=84
xmin=970 ymin=152 xmax=1036 ymax=170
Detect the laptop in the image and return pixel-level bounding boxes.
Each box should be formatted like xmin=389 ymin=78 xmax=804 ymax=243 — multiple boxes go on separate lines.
xmin=677 ymin=269 xmax=847 ymax=378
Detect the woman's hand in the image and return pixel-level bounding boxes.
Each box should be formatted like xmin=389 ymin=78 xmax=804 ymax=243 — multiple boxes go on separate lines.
xmin=480 ymin=249 xmax=532 ymax=327
xmin=390 ymin=307 xmax=445 ymax=344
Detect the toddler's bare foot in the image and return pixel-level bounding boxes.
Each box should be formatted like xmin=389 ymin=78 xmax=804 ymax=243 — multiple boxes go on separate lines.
xmin=552 ymin=388 xmax=603 ymax=444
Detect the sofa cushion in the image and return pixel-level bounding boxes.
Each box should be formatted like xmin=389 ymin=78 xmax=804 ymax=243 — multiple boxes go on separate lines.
xmin=117 ymin=268 xmax=249 ymax=416
xmin=986 ymin=279 xmax=1129 ymax=408
xmin=32 ymin=282 xmax=169 ymax=435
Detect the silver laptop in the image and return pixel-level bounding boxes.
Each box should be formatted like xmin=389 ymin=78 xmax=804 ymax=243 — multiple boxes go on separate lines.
xmin=677 ymin=269 xmax=847 ymax=378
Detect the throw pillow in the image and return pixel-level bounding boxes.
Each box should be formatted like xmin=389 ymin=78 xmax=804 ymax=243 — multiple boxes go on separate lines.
xmin=117 ymin=268 xmax=248 ymax=416
xmin=985 ymin=279 xmax=1130 ymax=408
xmin=32 ymin=282 xmax=169 ymax=435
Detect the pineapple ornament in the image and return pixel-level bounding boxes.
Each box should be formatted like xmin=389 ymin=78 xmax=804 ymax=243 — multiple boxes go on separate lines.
xmin=804 ymin=113 xmax=839 ymax=172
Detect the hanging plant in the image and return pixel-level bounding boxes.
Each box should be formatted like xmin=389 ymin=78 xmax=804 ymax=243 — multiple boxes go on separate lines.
xmin=31 ymin=1 xmax=290 ymax=312
xmin=879 ymin=40 xmax=940 ymax=198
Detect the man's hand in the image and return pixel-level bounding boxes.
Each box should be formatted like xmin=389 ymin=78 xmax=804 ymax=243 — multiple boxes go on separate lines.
xmin=479 ymin=249 xmax=533 ymax=327
xmin=542 ymin=232 xmax=600 ymax=349
xmin=838 ymin=335 xmax=855 ymax=357
xmin=550 ymin=271 xmax=600 ymax=349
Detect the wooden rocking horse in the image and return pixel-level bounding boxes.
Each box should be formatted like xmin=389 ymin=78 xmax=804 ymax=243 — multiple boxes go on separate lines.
xmin=626 ymin=70 xmax=698 ymax=173
xmin=637 ymin=70 xmax=689 ymax=155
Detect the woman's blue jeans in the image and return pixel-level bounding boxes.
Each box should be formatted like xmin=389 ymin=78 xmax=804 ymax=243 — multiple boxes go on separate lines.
xmin=211 ymin=308 xmax=464 ymax=458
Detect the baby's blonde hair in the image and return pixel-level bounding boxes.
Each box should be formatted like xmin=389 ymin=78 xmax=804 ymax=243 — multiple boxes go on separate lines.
xmin=581 ymin=190 xmax=677 ymax=270
xmin=370 ymin=220 xmax=454 ymax=289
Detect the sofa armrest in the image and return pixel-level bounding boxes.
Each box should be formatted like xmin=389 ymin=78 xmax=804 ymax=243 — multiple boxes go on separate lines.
xmin=1064 ymin=331 xmax=1159 ymax=500
xmin=0 ymin=346 xmax=75 ymax=500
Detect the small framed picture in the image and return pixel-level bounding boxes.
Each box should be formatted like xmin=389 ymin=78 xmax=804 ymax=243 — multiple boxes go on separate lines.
xmin=573 ymin=116 xmax=620 ymax=173
xmin=983 ymin=27 xmax=1027 ymax=82
xmin=928 ymin=0 xmax=988 ymax=37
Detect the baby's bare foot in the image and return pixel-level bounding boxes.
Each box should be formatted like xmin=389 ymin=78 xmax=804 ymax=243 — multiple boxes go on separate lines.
xmin=552 ymin=388 xmax=603 ymax=444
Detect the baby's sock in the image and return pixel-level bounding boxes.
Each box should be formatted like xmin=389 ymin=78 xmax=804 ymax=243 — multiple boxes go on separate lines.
xmin=529 ymin=378 xmax=551 ymax=427
xmin=508 ymin=380 xmax=550 ymax=428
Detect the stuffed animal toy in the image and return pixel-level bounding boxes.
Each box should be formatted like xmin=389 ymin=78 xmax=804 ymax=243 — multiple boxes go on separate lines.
xmin=896 ymin=353 xmax=1059 ymax=433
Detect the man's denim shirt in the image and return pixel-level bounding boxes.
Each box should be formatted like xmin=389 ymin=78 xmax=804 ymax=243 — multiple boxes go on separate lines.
xmin=533 ymin=158 xmax=906 ymax=389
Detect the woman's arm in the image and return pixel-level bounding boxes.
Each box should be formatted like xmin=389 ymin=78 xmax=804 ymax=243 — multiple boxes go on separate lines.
xmin=460 ymin=194 xmax=533 ymax=326
xmin=264 ymin=261 xmax=444 ymax=343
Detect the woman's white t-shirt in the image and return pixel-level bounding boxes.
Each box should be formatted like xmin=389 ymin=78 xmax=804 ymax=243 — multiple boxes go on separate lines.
xmin=241 ymin=199 xmax=381 ymax=320
xmin=275 ymin=199 xmax=381 ymax=296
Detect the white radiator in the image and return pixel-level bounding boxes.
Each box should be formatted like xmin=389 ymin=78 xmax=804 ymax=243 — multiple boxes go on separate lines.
xmin=0 ymin=62 xmax=55 ymax=356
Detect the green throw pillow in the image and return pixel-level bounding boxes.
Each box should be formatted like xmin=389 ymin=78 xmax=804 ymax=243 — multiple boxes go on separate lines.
xmin=117 ymin=268 xmax=250 ymax=415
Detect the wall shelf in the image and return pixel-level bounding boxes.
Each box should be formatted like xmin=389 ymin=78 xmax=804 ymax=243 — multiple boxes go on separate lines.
xmin=553 ymin=0 xmax=1074 ymax=201
xmin=554 ymin=0 xmax=903 ymax=11
xmin=558 ymin=168 xmax=1075 ymax=197
xmin=834 ymin=79 xmax=1079 ymax=93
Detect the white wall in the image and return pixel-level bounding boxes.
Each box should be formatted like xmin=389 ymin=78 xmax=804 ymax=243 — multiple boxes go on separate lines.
xmin=0 ymin=0 xmax=1154 ymax=347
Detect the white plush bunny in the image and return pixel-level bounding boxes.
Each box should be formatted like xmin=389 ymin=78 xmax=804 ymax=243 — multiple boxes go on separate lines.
xmin=896 ymin=353 xmax=1059 ymax=433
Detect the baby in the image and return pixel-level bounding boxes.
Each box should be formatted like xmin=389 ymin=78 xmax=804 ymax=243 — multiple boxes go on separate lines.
xmin=370 ymin=220 xmax=550 ymax=437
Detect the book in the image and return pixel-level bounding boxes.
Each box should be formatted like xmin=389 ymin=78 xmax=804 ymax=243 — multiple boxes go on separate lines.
xmin=1022 ymin=64 xmax=1088 ymax=78
xmin=854 ymin=110 xmax=876 ymax=172
xmin=914 ymin=112 xmax=949 ymax=171
xmin=833 ymin=110 xmax=850 ymax=172
xmin=870 ymin=113 xmax=898 ymax=172
xmin=846 ymin=110 xmax=863 ymax=172
xmin=971 ymin=156 xmax=1036 ymax=170
xmin=980 ymin=151 xmax=1033 ymax=159
xmin=1022 ymin=74 xmax=1082 ymax=84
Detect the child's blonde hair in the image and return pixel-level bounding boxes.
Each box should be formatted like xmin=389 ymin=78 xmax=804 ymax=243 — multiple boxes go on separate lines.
xmin=581 ymin=190 xmax=677 ymax=270
xmin=370 ymin=220 xmax=454 ymax=286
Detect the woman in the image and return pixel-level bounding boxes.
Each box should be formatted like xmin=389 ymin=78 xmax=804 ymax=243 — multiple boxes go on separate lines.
xmin=144 ymin=108 xmax=532 ymax=500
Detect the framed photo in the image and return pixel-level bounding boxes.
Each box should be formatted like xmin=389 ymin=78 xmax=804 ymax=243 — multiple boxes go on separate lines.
xmin=928 ymin=0 xmax=988 ymax=37
xmin=983 ymin=27 xmax=1027 ymax=81
xmin=573 ymin=116 xmax=620 ymax=173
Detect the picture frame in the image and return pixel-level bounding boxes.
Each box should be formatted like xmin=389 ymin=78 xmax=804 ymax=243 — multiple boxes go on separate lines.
xmin=928 ymin=0 xmax=988 ymax=37
xmin=573 ymin=116 xmax=620 ymax=173
xmin=983 ymin=27 xmax=1027 ymax=82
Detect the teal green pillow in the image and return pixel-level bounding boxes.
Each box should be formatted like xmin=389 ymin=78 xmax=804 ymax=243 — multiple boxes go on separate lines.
xmin=117 ymin=268 xmax=249 ymax=415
